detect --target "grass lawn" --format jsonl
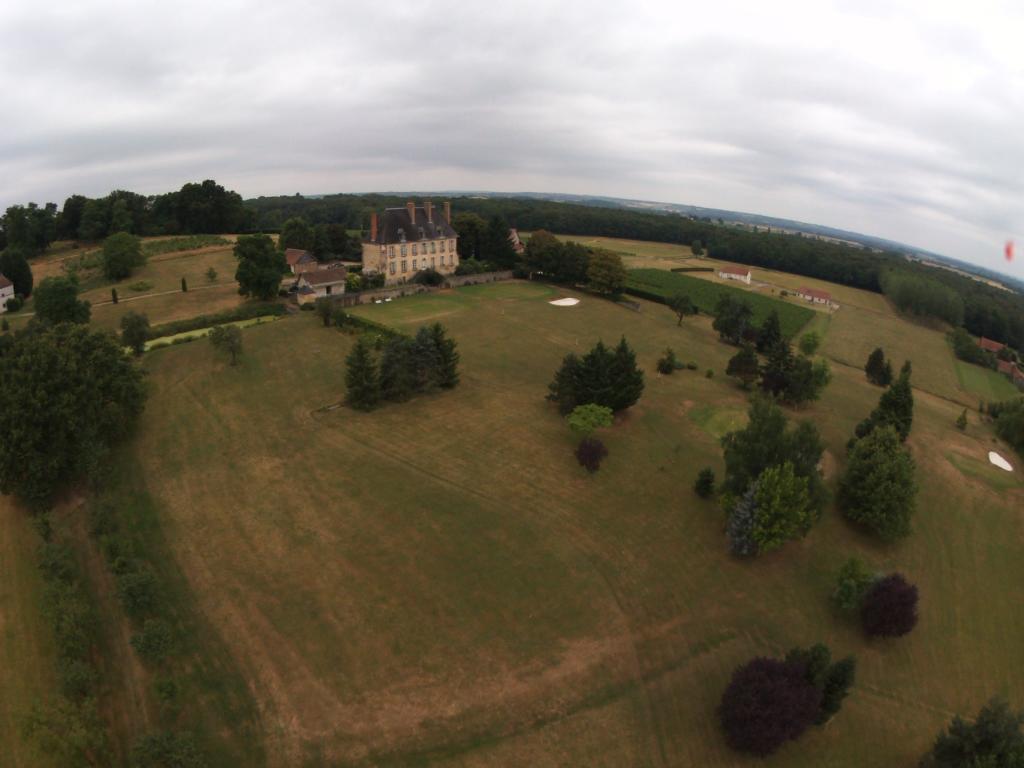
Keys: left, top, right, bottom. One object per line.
{"left": 954, "top": 359, "right": 1021, "bottom": 403}
{"left": 88, "top": 278, "right": 1024, "bottom": 767}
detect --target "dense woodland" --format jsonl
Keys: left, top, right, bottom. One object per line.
{"left": 2, "top": 185, "right": 1023, "bottom": 347}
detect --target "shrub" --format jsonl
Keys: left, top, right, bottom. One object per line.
{"left": 128, "top": 280, "right": 153, "bottom": 292}
{"left": 656, "top": 348, "right": 678, "bottom": 374}
{"left": 411, "top": 267, "right": 445, "bottom": 286}
{"left": 131, "top": 731, "right": 205, "bottom": 768}
{"left": 116, "top": 566, "right": 160, "bottom": 618}
{"left": 299, "top": 302, "right": 315, "bottom": 311}
{"left": 798, "top": 331, "right": 821, "bottom": 356}
{"left": 575, "top": 438, "right": 608, "bottom": 473}
{"left": 705, "top": 369, "right": 714, "bottom": 379}
{"left": 567, "top": 404, "right": 614, "bottom": 437}
{"left": 6, "top": 295, "right": 24, "bottom": 312}
{"left": 131, "top": 618, "right": 175, "bottom": 664}
{"left": 57, "top": 657, "right": 99, "bottom": 700}
{"left": 694, "top": 467, "right": 715, "bottom": 498}
{"left": 921, "top": 698, "right": 1024, "bottom": 768}
{"left": 686, "top": 361, "right": 698, "bottom": 370}
{"left": 861, "top": 573, "right": 918, "bottom": 638}
{"left": 718, "top": 657, "right": 821, "bottom": 756}
{"left": 832, "top": 558, "right": 877, "bottom": 614}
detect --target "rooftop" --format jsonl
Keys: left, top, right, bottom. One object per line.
{"left": 369, "top": 203, "right": 457, "bottom": 245}
{"left": 797, "top": 286, "right": 832, "bottom": 300}
{"left": 978, "top": 336, "right": 1005, "bottom": 353}
{"left": 285, "top": 248, "right": 314, "bottom": 266}
{"left": 719, "top": 266, "right": 751, "bottom": 276}
{"left": 301, "top": 267, "right": 348, "bottom": 286}
{"left": 0, "top": 273, "right": 11, "bottom": 290}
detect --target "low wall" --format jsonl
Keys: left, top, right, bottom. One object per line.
{"left": 314, "top": 272, "right": 515, "bottom": 307}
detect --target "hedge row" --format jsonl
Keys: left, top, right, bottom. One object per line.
{"left": 147, "top": 302, "right": 285, "bottom": 340}
{"left": 670, "top": 267, "right": 715, "bottom": 273}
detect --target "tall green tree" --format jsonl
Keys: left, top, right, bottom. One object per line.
{"left": 749, "top": 462, "right": 813, "bottom": 553}
{"left": 856, "top": 361, "right": 914, "bottom": 441}
{"left": 452, "top": 212, "right": 487, "bottom": 260}
{"left": 864, "top": 347, "right": 893, "bottom": 386}
{"left": 756, "top": 310, "right": 783, "bottom": 353}
{"left": 668, "top": 293, "right": 697, "bottom": 325}
{"left": 33, "top": 277, "right": 91, "bottom": 324}
{"left": 547, "top": 338, "right": 643, "bottom": 414}
{"left": 120, "top": 311, "right": 150, "bottom": 356}
{"left": 2, "top": 202, "right": 57, "bottom": 254}
{"left": 0, "top": 324, "right": 146, "bottom": 507}
{"left": 77, "top": 198, "right": 109, "bottom": 240}
{"left": 234, "top": 234, "right": 286, "bottom": 300}
{"left": 586, "top": 250, "right": 627, "bottom": 296}
{"left": 712, "top": 294, "right": 754, "bottom": 345}
{"left": 921, "top": 698, "right": 1024, "bottom": 768}
{"left": 430, "top": 323, "right": 460, "bottom": 388}
{"left": 208, "top": 325, "right": 243, "bottom": 365}
{"left": 101, "top": 232, "right": 145, "bottom": 280}
{"left": 0, "top": 247, "right": 34, "bottom": 296}
{"left": 726, "top": 344, "right": 760, "bottom": 389}
{"left": 108, "top": 198, "right": 133, "bottom": 234}
{"left": 839, "top": 425, "right": 916, "bottom": 541}
{"left": 345, "top": 336, "right": 380, "bottom": 410}
{"left": 482, "top": 215, "right": 517, "bottom": 268}
{"left": 279, "top": 217, "right": 315, "bottom": 252}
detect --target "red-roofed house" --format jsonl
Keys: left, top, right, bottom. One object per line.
{"left": 796, "top": 286, "right": 839, "bottom": 309}
{"left": 978, "top": 336, "right": 1005, "bottom": 354}
{"left": 0, "top": 273, "right": 13, "bottom": 313}
{"left": 508, "top": 228, "right": 525, "bottom": 255}
{"left": 285, "top": 248, "right": 317, "bottom": 275}
{"left": 717, "top": 266, "right": 752, "bottom": 285}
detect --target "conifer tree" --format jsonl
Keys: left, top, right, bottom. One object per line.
{"left": 609, "top": 337, "right": 645, "bottom": 411}
{"left": 727, "top": 343, "right": 760, "bottom": 389}
{"left": 856, "top": 362, "right": 914, "bottom": 441}
{"left": 839, "top": 425, "right": 916, "bottom": 541}
{"left": 379, "top": 338, "right": 415, "bottom": 402}
{"left": 431, "top": 323, "right": 460, "bottom": 389}
{"left": 345, "top": 336, "right": 380, "bottom": 410}
{"left": 865, "top": 347, "right": 893, "bottom": 386}
{"left": 756, "top": 310, "right": 783, "bottom": 353}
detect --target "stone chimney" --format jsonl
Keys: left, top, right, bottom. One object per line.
{"left": 406, "top": 200, "right": 415, "bottom": 225}
{"left": 370, "top": 212, "right": 378, "bottom": 242}
{"left": 444, "top": 201, "right": 451, "bottom": 224}
{"left": 425, "top": 201, "right": 433, "bottom": 223}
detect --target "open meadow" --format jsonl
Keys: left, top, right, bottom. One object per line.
{"left": 35, "top": 275, "right": 1016, "bottom": 766}
{"left": 3, "top": 233, "right": 1023, "bottom": 766}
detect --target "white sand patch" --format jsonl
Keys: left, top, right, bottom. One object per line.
{"left": 989, "top": 451, "right": 1014, "bottom": 472}
{"left": 549, "top": 298, "right": 580, "bottom": 307}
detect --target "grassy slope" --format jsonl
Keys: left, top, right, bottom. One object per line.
{"left": 117, "top": 278, "right": 1022, "bottom": 766}
{"left": 954, "top": 359, "right": 1021, "bottom": 403}
{"left": 0, "top": 499, "right": 59, "bottom": 768}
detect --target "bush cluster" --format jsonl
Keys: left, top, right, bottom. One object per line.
{"left": 147, "top": 302, "right": 285, "bottom": 340}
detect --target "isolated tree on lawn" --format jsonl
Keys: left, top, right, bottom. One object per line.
{"left": 33, "top": 276, "right": 91, "bottom": 324}
{"left": 120, "top": 311, "right": 150, "bottom": 356}
{"left": 798, "top": 331, "right": 821, "bottom": 356}
{"left": 0, "top": 324, "right": 146, "bottom": 507}
{"left": 831, "top": 558, "right": 877, "bottom": 614}
{"left": 718, "top": 657, "right": 822, "bottom": 756}
{"left": 726, "top": 343, "right": 760, "bottom": 389}
{"left": 345, "top": 336, "right": 380, "bottom": 411}
{"left": 856, "top": 362, "right": 914, "bottom": 441}
{"left": 712, "top": 294, "right": 754, "bottom": 345}
{"left": 547, "top": 338, "right": 643, "bottom": 414}
{"left": 278, "top": 217, "right": 315, "bottom": 252}
{"left": 235, "top": 233, "right": 286, "bottom": 300}
{"left": 208, "top": 324, "right": 243, "bottom": 365}
{"left": 668, "top": 292, "right": 696, "bottom": 325}
{"left": 860, "top": 573, "right": 918, "bottom": 638}
{"left": 101, "top": 232, "right": 145, "bottom": 280}
{"left": 921, "top": 698, "right": 1024, "bottom": 768}
{"left": 865, "top": 347, "right": 893, "bottom": 386}
{"left": 656, "top": 347, "right": 678, "bottom": 374}
{"left": 839, "top": 425, "right": 916, "bottom": 541}
{"left": 586, "top": 250, "right": 628, "bottom": 296}
{"left": 567, "top": 404, "right": 614, "bottom": 437}
{"left": 575, "top": 437, "right": 608, "bottom": 474}
{"left": 756, "top": 310, "right": 783, "bottom": 353}
{"left": 0, "top": 247, "right": 33, "bottom": 296}
{"left": 749, "top": 462, "right": 813, "bottom": 553}
{"left": 694, "top": 467, "right": 715, "bottom": 498}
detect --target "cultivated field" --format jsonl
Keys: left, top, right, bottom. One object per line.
{"left": 70, "top": 277, "right": 1022, "bottom": 766}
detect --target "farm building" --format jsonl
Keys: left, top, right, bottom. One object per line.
{"left": 717, "top": 266, "right": 752, "bottom": 284}
{"left": 997, "top": 359, "right": 1024, "bottom": 388}
{"left": 978, "top": 336, "right": 1005, "bottom": 354}
{"left": 285, "top": 248, "right": 317, "bottom": 275}
{"left": 296, "top": 266, "right": 348, "bottom": 305}
{"left": 796, "top": 286, "right": 839, "bottom": 309}
{"left": 0, "top": 273, "right": 13, "bottom": 312}
{"left": 361, "top": 200, "right": 459, "bottom": 286}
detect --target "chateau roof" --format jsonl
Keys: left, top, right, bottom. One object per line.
{"left": 371, "top": 205, "right": 457, "bottom": 245}
{"left": 301, "top": 267, "right": 348, "bottom": 286}
{"left": 0, "top": 273, "right": 11, "bottom": 290}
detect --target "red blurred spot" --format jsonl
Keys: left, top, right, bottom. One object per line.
{"left": 1006, "top": 240, "right": 1015, "bottom": 262}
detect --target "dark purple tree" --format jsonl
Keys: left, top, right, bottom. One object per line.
{"left": 719, "top": 657, "right": 822, "bottom": 756}
{"left": 861, "top": 573, "right": 919, "bottom": 638}
{"left": 575, "top": 438, "right": 608, "bottom": 474}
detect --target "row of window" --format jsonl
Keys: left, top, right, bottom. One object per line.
{"left": 387, "top": 239, "right": 453, "bottom": 258}
{"left": 388, "top": 254, "right": 455, "bottom": 275}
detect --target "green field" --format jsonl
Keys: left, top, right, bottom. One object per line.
{"left": 4, "top": 237, "right": 1024, "bottom": 766}
{"left": 954, "top": 359, "right": 1021, "bottom": 402}
{"left": 626, "top": 267, "right": 816, "bottom": 338}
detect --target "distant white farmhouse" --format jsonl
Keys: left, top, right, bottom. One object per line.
{"left": 796, "top": 286, "right": 839, "bottom": 309}
{"left": 718, "top": 266, "right": 752, "bottom": 285}
{"left": 297, "top": 266, "right": 348, "bottom": 305}
{"left": 0, "top": 273, "right": 14, "bottom": 313}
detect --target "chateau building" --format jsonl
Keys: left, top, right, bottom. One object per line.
{"left": 0, "top": 274, "right": 13, "bottom": 313}
{"left": 362, "top": 200, "right": 459, "bottom": 285}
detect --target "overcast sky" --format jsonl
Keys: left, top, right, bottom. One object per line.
{"left": 1, "top": 0, "right": 1021, "bottom": 273}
